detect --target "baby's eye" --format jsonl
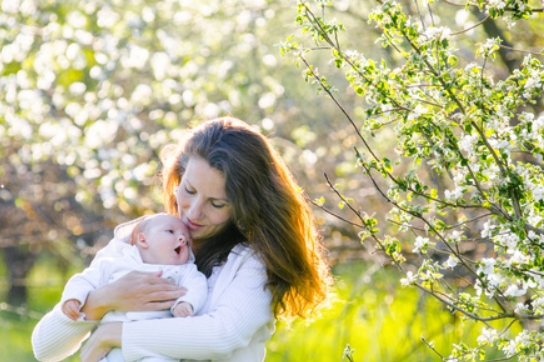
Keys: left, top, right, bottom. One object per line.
{"left": 167, "top": 230, "right": 174, "bottom": 234}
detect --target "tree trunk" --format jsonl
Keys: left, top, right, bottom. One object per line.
{"left": 4, "top": 245, "right": 36, "bottom": 306}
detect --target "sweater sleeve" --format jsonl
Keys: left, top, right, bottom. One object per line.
{"left": 60, "top": 255, "right": 114, "bottom": 307}
{"left": 122, "top": 252, "right": 273, "bottom": 361}
{"left": 31, "top": 304, "right": 98, "bottom": 362}
{"left": 31, "top": 237, "right": 123, "bottom": 361}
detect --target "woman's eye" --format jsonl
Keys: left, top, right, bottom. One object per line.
{"left": 185, "top": 187, "right": 196, "bottom": 195}
{"left": 211, "top": 202, "right": 226, "bottom": 209}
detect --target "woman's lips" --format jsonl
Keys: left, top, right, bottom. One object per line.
{"left": 185, "top": 219, "right": 202, "bottom": 230}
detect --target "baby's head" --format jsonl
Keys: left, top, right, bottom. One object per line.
{"left": 132, "top": 214, "right": 191, "bottom": 265}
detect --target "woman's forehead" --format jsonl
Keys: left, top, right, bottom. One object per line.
{"left": 183, "top": 156, "right": 228, "bottom": 200}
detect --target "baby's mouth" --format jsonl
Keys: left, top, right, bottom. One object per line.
{"left": 174, "top": 246, "right": 182, "bottom": 255}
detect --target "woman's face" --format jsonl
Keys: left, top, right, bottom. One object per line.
{"left": 175, "top": 155, "right": 233, "bottom": 243}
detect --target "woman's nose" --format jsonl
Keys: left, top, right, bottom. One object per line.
{"left": 186, "top": 200, "right": 204, "bottom": 220}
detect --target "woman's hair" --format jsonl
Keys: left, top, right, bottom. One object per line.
{"left": 161, "top": 116, "right": 331, "bottom": 319}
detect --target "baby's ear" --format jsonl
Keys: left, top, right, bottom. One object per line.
{"left": 135, "top": 233, "right": 149, "bottom": 249}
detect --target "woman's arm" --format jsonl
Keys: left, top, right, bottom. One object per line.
{"left": 32, "top": 271, "right": 186, "bottom": 361}
{"left": 80, "top": 322, "right": 122, "bottom": 362}
{"left": 32, "top": 304, "right": 98, "bottom": 362}
{"left": 32, "top": 242, "right": 119, "bottom": 362}
{"left": 81, "top": 270, "right": 185, "bottom": 320}
{"left": 121, "top": 252, "right": 273, "bottom": 361}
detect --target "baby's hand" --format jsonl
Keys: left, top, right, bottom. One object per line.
{"left": 172, "top": 302, "right": 194, "bottom": 317}
{"left": 62, "top": 299, "right": 82, "bottom": 321}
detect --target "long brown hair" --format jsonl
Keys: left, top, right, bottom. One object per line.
{"left": 161, "top": 117, "right": 331, "bottom": 319}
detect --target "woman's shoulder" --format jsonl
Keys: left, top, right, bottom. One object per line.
{"left": 229, "top": 243, "right": 253, "bottom": 258}
{"left": 227, "top": 243, "right": 264, "bottom": 268}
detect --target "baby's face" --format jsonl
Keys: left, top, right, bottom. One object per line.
{"left": 141, "top": 215, "right": 191, "bottom": 265}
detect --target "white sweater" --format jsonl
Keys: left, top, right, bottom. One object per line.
{"left": 32, "top": 216, "right": 275, "bottom": 362}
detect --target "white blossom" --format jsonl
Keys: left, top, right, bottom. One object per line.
{"left": 494, "top": 232, "right": 519, "bottom": 251}
{"left": 475, "top": 270, "right": 502, "bottom": 298}
{"left": 502, "top": 340, "right": 517, "bottom": 356}
{"left": 413, "top": 236, "right": 430, "bottom": 254}
{"left": 422, "top": 26, "right": 451, "bottom": 41}
{"left": 531, "top": 272, "right": 544, "bottom": 289}
{"left": 532, "top": 297, "right": 544, "bottom": 314}
{"left": 444, "top": 187, "right": 463, "bottom": 202}
{"left": 533, "top": 114, "right": 544, "bottom": 132}
{"left": 514, "top": 331, "right": 531, "bottom": 347}
{"left": 446, "top": 230, "right": 462, "bottom": 244}
{"left": 407, "top": 104, "right": 428, "bottom": 121}
{"left": 488, "top": 0, "right": 507, "bottom": 9}
{"left": 515, "top": 302, "right": 530, "bottom": 314}
{"left": 533, "top": 185, "right": 544, "bottom": 202}
{"left": 506, "top": 251, "right": 529, "bottom": 266}
{"left": 453, "top": 168, "right": 468, "bottom": 184}
{"left": 524, "top": 74, "right": 541, "bottom": 91}
{"left": 481, "top": 222, "right": 494, "bottom": 238}
{"left": 459, "top": 133, "right": 479, "bottom": 154}
{"left": 488, "top": 138, "right": 511, "bottom": 154}
{"left": 523, "top": 279, "right": 536, "bottom": 290}
{"left": 400, "top": 271, "right": 417, "bottom": 286}
{"left": 504, "top": 284, "right": 526, "bottom": 297}
{"left": 487, "top": 272, "right": 503, "bottom": 289}
{"left": 527, "top": 213, "right": 544, "bottom": 230}
{"left": 444, "top": 256, "right": 459, "bottom": 269}
{"left": 482, "top": 163, "right": 500, "bottom": 181}
{"left": 478, "top": 38, "right": 501, "bottom": 58}
{"left": 477, "top": 328, "right": 498, "bottom": 345}
{"left": 478, "top": 258, "right": 496, "bottom": 275}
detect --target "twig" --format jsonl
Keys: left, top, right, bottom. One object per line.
{"left": 414, "top": 283, "right": 513, "bottom": 322}
{"left": 420, "top": 337, "right": 445, "bottom": 359}
{"left": 499, "top": 44, "right": 544, "bottom": 56}
{"left": 307, "top": 196, "right": 364, "bottom": 228}
{"left": 450, "top": 15, "right": 490, "bottom": 36}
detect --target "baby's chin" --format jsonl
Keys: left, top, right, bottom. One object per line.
{"left": 172, "top": 253, "right": 190, "bottom": 265}
{"left": 147, "top": 255, "right": 189, "bottom": 265}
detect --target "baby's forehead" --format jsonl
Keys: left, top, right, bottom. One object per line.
{"left": 154, "top": 215, "right": 180, "bottom": 225}
{"left": 152, "top": 215, "right": 187, "bottom": 230}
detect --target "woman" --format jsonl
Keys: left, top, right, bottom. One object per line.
{"left": 32, "top": 117, "right": 331, "bottom": 361}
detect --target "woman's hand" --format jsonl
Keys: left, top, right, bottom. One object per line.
{"left": 81, "top": 270, "right": 187, "bottom": 320}
{"left": 80, "top": 322, "right": 122, "bottom": 362}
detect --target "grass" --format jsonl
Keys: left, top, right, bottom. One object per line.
{"left": 0, "top": 256, "right": 513, "bottom": 361}
{"left": 267, "top": 262, "right": 513, "bottom": 361}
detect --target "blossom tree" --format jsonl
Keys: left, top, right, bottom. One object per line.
{"left": 0, "top": 0, "right": 335, "bottom": 306}
{"left": 283, "top": 0, "right": 544, "bottom": 360}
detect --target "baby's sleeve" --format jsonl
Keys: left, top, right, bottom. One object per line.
{"left": 60, "top": 255, "right": 114, "bottom": 308}
{"left": 171, "top": 264, "right": 208, "bottom": 315}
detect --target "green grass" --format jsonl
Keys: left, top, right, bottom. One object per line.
{"left": 0, "top": 252, "right": 81, "bottom": 362}
{"left": 0, "top": 257, "right": 513, "bottom": 361}
{"left": 267, "top": 261, "right": 515, "bottom": 362}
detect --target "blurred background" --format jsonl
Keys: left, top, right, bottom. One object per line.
{"left": 1, "top": 0, "right": 542, "bottom": 360}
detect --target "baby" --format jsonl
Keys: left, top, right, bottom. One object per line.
{"left": 60, "top": 213, "right": 207, "bottom": 361}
